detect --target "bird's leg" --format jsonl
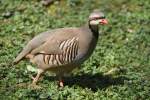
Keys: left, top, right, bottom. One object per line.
{"left": 31, "top": 69, "right": 44, "bottom": 85}
{"left": 28, "top": 69, "right": 44, "bottom": 89}
{"left": 57, "top": 74, "right": 64, "bottom": 87}
{"left": 59, "top": 77, "right": 64, "bottom": 87}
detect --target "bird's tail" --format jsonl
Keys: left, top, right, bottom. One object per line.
{"left": 13, "top": 46, "right": 32, "bottom": 64}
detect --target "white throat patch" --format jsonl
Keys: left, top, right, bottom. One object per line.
{"left": 90, "top": 19, "right": 100, "bottom": 25}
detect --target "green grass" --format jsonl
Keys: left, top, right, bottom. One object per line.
{"left": 0, "top": 0, "right": 150, "bottom": 99}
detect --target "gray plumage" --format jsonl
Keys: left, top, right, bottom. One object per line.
{"left": 13, "top": 10, "right": 108, "bottom": 87}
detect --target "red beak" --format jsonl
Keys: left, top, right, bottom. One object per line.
{"left": 100, "top": 19, "right": 108, "bottom": 25}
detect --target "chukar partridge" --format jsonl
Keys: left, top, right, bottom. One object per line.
{"left": 13, "top": 10, "right": 108, "bottom": 87}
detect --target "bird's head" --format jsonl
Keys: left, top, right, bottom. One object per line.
{"left": 89, "top": 10, "right": 108, "bottom": 26}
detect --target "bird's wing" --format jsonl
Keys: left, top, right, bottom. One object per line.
{"left": 13, "top": 31, "right": 52, "bottom": 64}
{"left": 30, "top": 32, "right": 78, "bottom": 55}
{"left": 29, "top": 28, "right": 79, "bottom": 55}
{"left": 30, "top": 37, "right": 63, "bottom": 55}
{"left": 40, "top": 37, "right": 79, "bottom": 66}
{"left": 13, "top": 28, "right": 79, "bottom": 64}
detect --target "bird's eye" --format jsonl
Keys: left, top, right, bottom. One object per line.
{"left": 92, "top": 17, "right": 100, "bottom": 20}
{"left": 90, "top": 16, "right": 106, "bottom": 21}
{"left": 100, "top": 16, "right": 105, "bottom": 19}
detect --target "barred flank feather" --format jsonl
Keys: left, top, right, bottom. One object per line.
{"left": 43, "top": 37, "right": 79, "bottom": 66}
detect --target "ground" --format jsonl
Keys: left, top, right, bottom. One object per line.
{"left": 0, "top": 0, "right": 150, "bottom": 99}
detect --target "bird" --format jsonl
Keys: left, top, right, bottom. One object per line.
{"left": 13, "top": 10, "right": 108, "bottom": 87}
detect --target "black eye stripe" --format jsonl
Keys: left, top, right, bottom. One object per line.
{"left": 90, "top": 16, "right": 105, "bottom": 20}
{"left": 100, "top": 16, "right": 105, "bottom": 19}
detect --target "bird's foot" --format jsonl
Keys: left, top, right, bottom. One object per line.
{"left": 59, "top": 80, "right": 64, "bottom": 87}
{"left": 30, "top": 75, "right": 43, "bottom": 82}
{"left": 28, "top": 76, "right": 41, "bottom": 89}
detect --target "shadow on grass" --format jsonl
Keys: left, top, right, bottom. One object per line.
{"left": 44, "top": 73, "right": 128, "bottom": 91}
{"left": 64, "top": 73, "right": 128, "bottom": 91}
{"left": 13, "top": 73, "right": 128, "bottom": 91}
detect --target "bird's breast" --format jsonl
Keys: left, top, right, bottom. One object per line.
{"left": 75, "top": 34, "right": 98, "bottom": 64}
